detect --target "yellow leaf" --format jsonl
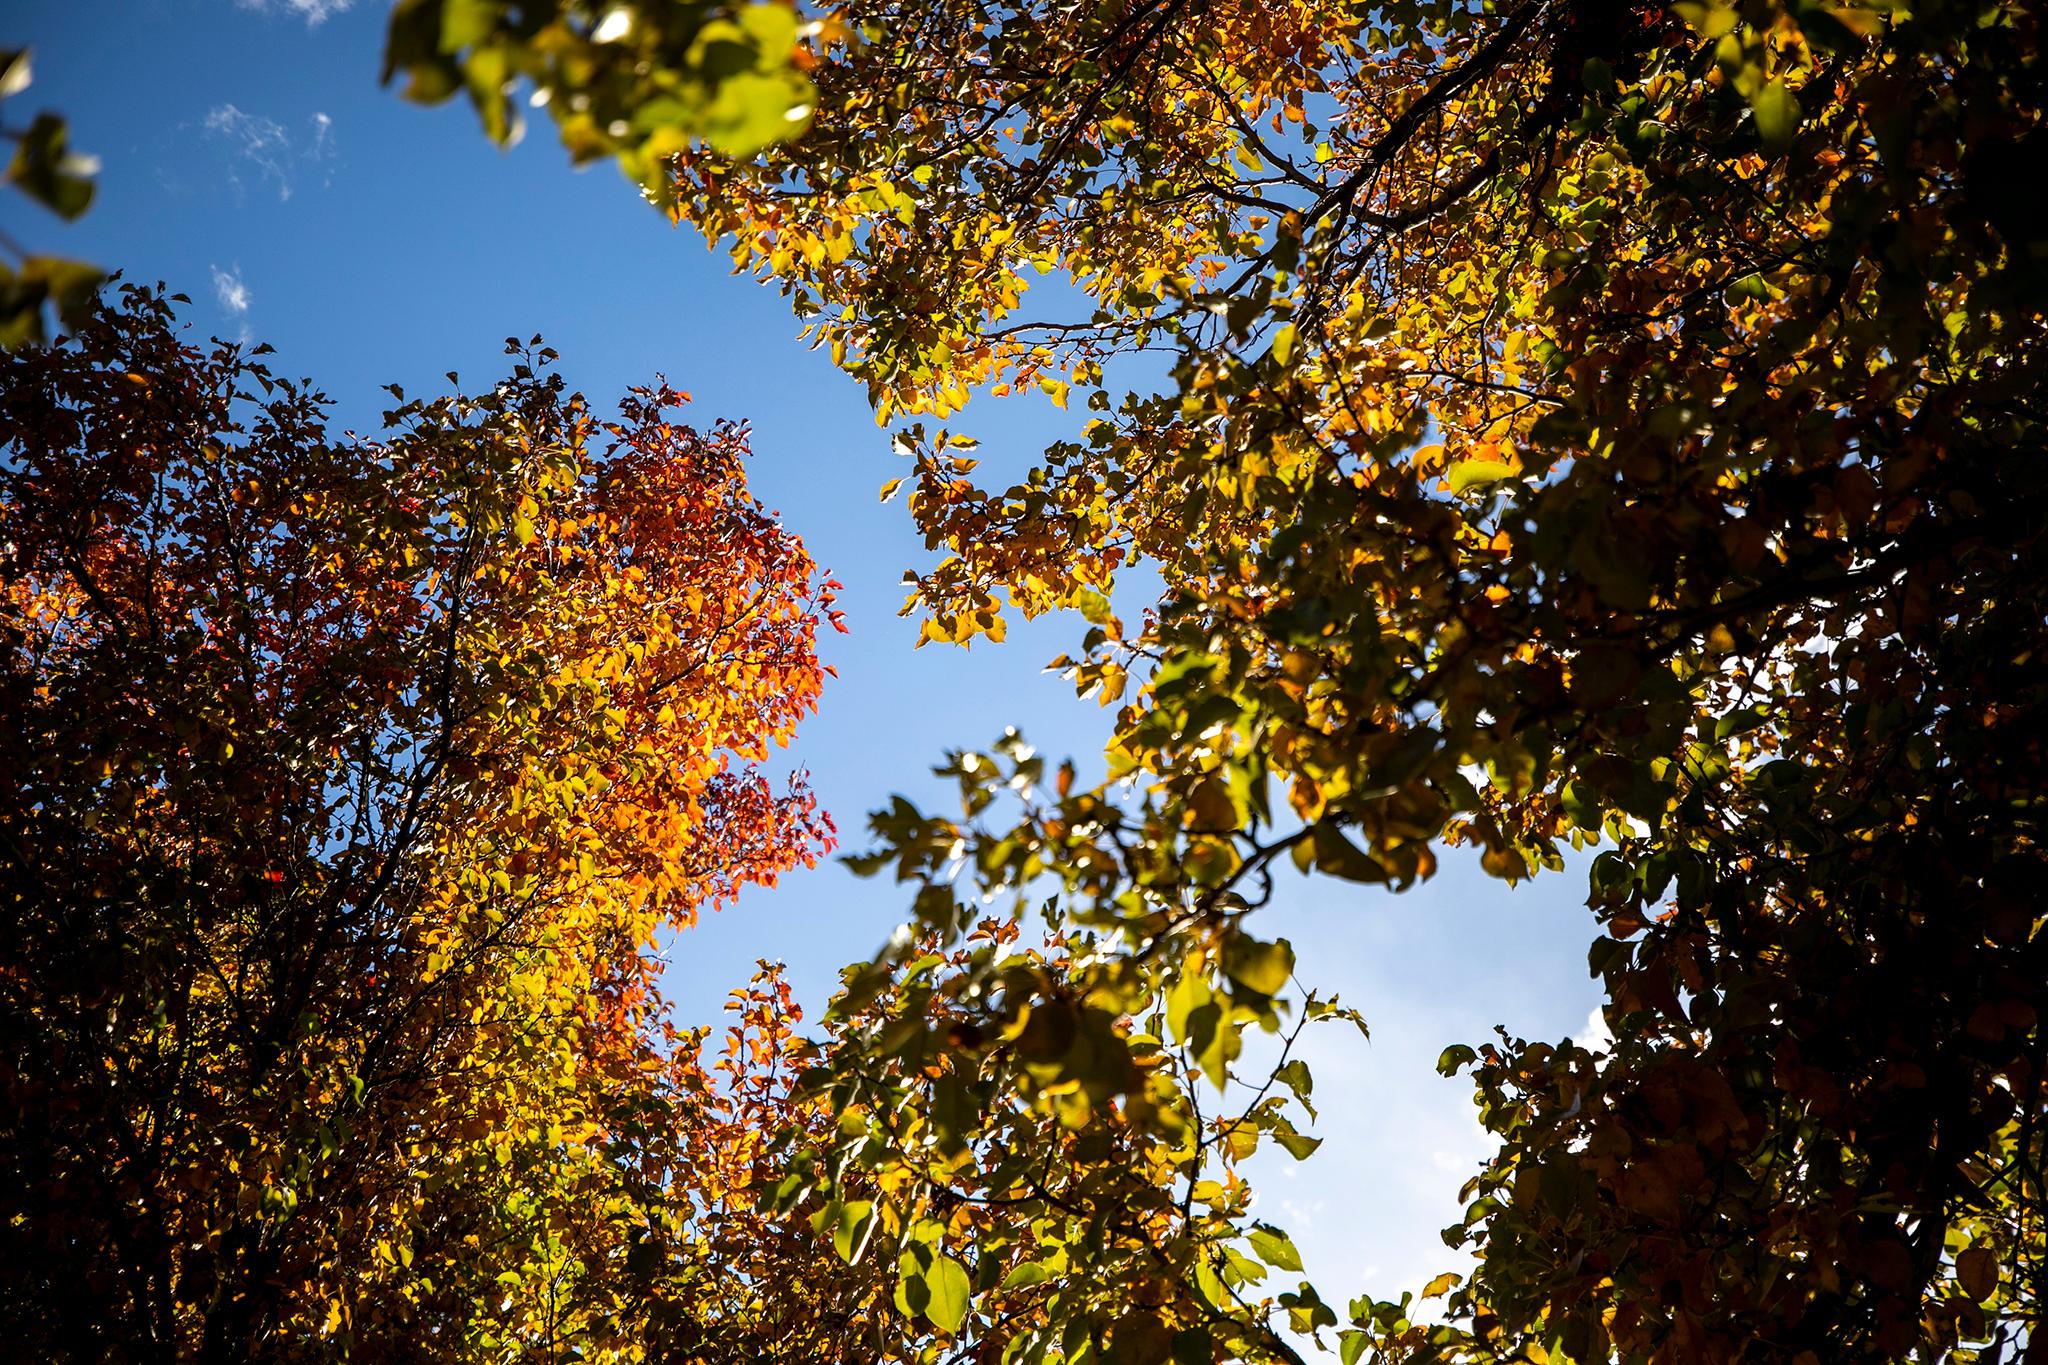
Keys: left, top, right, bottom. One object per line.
{"left": 1421, "top": 1271, "right": 1461, "bottom": 1299}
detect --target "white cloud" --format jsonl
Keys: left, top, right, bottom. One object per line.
{"left": 203, "top": 104, "right": 334, "bottom": 201}
{"left": 211, "top": 265, "right": 251, "bottom": 315}
{"left": 211, "top": 266, "right": 252, "bottom": 341}
{"left": 204, "top": 104, "right": 292, "bottom": 199}
{"left": 234, "top": 0, "right": 356, "bottom": 25}
{"left": 1278, "top": 1195, "right": 1327, "bottom": 1232}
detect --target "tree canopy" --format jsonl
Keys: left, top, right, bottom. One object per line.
{"left": 385, "top": 0, "right": 2048, "bottom": 1358}
{"left": 2, "top": 0, "right": 2043, "bottom": 1359}
{"left": 0, "top": 286, "right": 842, "bottom": 1360}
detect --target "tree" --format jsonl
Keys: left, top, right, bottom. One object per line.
{"left": 401, "top": 0, "right": 2048, "bottom": 1359}
{"left": 0, "top": 285, "right": 843, "bottom": 1360}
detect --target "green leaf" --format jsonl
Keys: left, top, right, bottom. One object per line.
{"left": 385, "top": 0, "right": 814, "bottom": 170}
{"left": 924, "top": 1251, "right": 973, "bottom": 1333}
{"left": 1193, "top": 1253, "right": 1229, "bottom": 1307}
{"left": 702, "top": 69, "right": 812, "bottom": 157}
{"left": 1001, "top": 1260, "right": 1053, "bottom": 1290}
{"left": 1714, "top": 705, "right": 1770, "bottom": 741}
{"left": 1557, "top": 779, "right": 1598, "bottom": 832}
{"left": 735, "top": 2, "right": 800, "bottom": 63}
{"left": 0, "top": 255, "right": 105, "bottom": 349}
{"left": 831, "top": 1200, "right": 875, "bottom": 1263}
{"left": 1311, "top": 823, "right": 1386, "bottom": 883}
{"left": 1248, "top": 1224, "right": 1304, "bottom": 1273}
{"left": 894, "top": 1253, "right": 928, "bottom": 1318}
{"left": 8, "top": 112, "right": 96, "bottom": 221}
{"left": 32, "top": 256, "right": 104, "bottom": 331}
{"left": 1283, "top": 1282, "right": 1340, "bottom": 1332}
{"left": 1275, "top": 1057, "right": 1316, "bottom": 1117}
{"left": 1751, "top": 78, "right": 1801, "bottom": 153}
{"left": 1271, "top": 1122, "right": 1322, "bottom": 1160}
{"left": 437, "top": 0, "right": 501, "bottom": 50}
{"left": 1222, "top": 1244, "right": 1268, "bottom": 1285}
{"left": 1223, "top": 935, "right": 1294, "bottom": 997}
{"left": 1190, "top": 1001, "right": 1233, "bottom": 1089}
{"left": 1165, "top": 961, "right": 1211, "bottom": 1044}
{"left": 1339, "top": 1329, "right": 1370, "bottom": 1365}
{"left": 1672, "top": 1, "right": 1739, "bottom": 37}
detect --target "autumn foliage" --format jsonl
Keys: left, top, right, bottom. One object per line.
{"left": 6, "top": 0, "right": 2047, "bottom": 1357}
{"left": 0, "top": 286, "right": 840, "bottom": 1360}
{"left": 629, "top": 0, "right": 2048, "bottom": 1359}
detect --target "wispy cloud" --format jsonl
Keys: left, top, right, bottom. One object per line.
{"left": 203, "top": 104, "right": 334, "bottom": 201}
{"left": 234, "top": 0, "right": 355, "bottom": 25}
{"left": 212, "top": 265, "right": 253, "bottom": 340}
{"left": 1277, "top": 1195, "right": 1327, "bottom": 1232}
{"left": 212, "top": 265, "right": 251, "bottom": 316}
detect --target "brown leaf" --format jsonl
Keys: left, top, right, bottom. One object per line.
{"left": 1956, "top": 1246, "right": 1999, "bottom": 1303}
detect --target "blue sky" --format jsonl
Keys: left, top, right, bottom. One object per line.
{"left": 10, "top": 0, "right": 1605, "bottom": 1312}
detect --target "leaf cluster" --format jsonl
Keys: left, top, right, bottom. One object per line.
{"left": 0, "top": 47, "right": 103, "bottom": 348}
